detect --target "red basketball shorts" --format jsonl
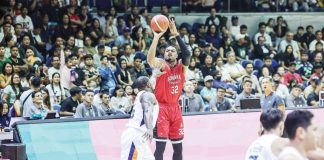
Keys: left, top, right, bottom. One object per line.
{"left": 154, "top": 102, "right": 184, "bottom": 143}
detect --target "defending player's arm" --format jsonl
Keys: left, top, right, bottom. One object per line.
{"left": 141, "top": 92, "right": 157, "bottom": 142}
{"left": 147, "top": 28, "right": 167, "bottom": 69}
{"left": 169, "top": 18, "right": 191, "bottom": 68}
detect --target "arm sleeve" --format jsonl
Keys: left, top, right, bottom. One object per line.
{"left": 175, "top": 36, "right": 191, "bottom": 66}
{"left": 74, "top": 105, "right": 83, "bottom": 118}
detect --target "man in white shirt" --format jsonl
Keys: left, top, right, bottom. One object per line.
{"left": 48, "top": 55, "right": 60, "bottom": 81}
{"left": 230, "top": 16, "right": 240, "bottom": 38}
{"left": 309, "top": 30, "right": 324, "bottom": 52}
{"left": 254, "top": 22, "right": 273, "bottom": 47}
{"left": 245, "top": 108, "right": 285, "bottom": 160}
{"left": 279, "top": 32, "right": 300, "bottom": 60}
{"left": 223, "top": 51, "right": 245, "bottom": 81}
{"left": 15, "top": 6, "right": 34, "bottom": 32}
{"left": 279, "top": 110, "right": 317, "bottom": 160}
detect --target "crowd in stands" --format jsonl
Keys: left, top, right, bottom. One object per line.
{"left": 0, "top": 0, "right": 323, "bottom": 125}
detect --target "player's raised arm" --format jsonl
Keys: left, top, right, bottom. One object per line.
{"left": 169, "top": 18, "right": 191, "bottom": 67}
{"left": 141, "top": 92, "right": 157, "bottom": 142}
{"left": 147, "top": 29, "right": 166, "bottom": 68}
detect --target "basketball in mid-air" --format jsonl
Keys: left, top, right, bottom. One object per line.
{"left": 150, "top": 15, "right": 169, "bottom": 33}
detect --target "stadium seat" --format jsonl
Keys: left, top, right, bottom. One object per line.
{"left": 272, "top": 59, "right": 279, "bottom": 68}
{"left": 253, "top": 59, "right": 264, "bottom": 70}
{"left": 241, "top": 60, "right": 250, "bottom": 68}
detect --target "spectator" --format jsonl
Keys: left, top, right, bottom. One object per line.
{"left": 67, "top": 5, "right": 84, "bottom": 33}
{"left": 161, "top": 4, "right": 170, "bottom": 17}
{"left": 117, "top": 59, "right": 133, "bottom": 87}
{"left": 9, "top": 46, "right": 28, "bottom": 75}
{"left": 285, "top": 84, "right": 307, "bottom": 108}
{"left": 275, "top": 67, "right": 286, "bottom": 84}
{"left": 200, "top": 41, "right": 217, "bottom": 59}
{"left": 254, "top": 36, "right": 276, "bottom": 60}
{"left": 0, "top": 102, "right": 10, "bottom": 128}
{"left": 309, "top": 30, "right": 324, "bottom": 52}
{"left": 297, "top": 51, "right": 313, "bottom": 81}
{"left": 310, "top": 42, "right": 324, "bottom": 62}
{"left": 26, "top": 90, "right": 49, "bottom": 119}
{"left": 205, "top": 24, "right": 221, "bottom": 50}
{"left": 25, "top": 48, "right": 41, "bottom": 66}
{"left": 93, "top": 44, "right": 105, "bottom": 68}
{"left": 215, "top": 56, "right": 232, "bottom": 82}
{"left": 283, "top": 62, "right": 303, "bottom": 85}
{"left": 180, "top": 81, "right": 205, "bottom": 112}
{"left": 223, "top": 51, "right": 245, "bottom": 81}
{"left": 60, "top": 86, "right": 82, "bottom": 116}
{"left": 235, "top": 79, "right": 256, "bottom": 108}
{"left": 120, "top": 44, "right": 135, "bottom": 67}
{"left": 46, "top": 73, "right": 66, "bottom": 108}
{"left": 307, "top": 81, "right": 323, "bottom": 106}
{"left": 200, "top": 54, "right": 216, "bottom": 78}
{"left": 240, "top": 62, "right": 262, "bottom": 95}
{"left": 273, "top": 76, "right": 290, "bottom": 99}
{"left": 98, "top": 91, "right": 115, "bottom": 115}
{"left": 104, "top": 14, "right": 119, "bottom": 44}
{"left": 205, "top": 8, "right": 221, "bottom": 31}
{"left": 301, "top": 25, "right": 315, "bottom": 50}
{"left": 191, "top": 47, "right": 203, "bottom": 67}
{"left": 2, "top": 73, "right": 22, "bottom": 106}
{"left": 230, "top": 16, "right": 240, "bottom": 37}
{"left": 21, "top": 76, "right": 41, "bottom": 117}
{"left": 232, "top": 34, "right": 249, "bottom": 60}
{"left": 254, "top": 22, "right": 273, "bottom": 47}
{"left": 129, "top": 55, "right": 147, "bottom": 82}
{"left": 15, "top": 6, "right": 34, "bottom": 32}
{"left": 40, "top": 87, "right": 51, "bottom": 110}
{"left": 84, "top": 36, "right": 97, "bottom": 55}
{"left": 44, "top": 0, "right": 61, "bottom": 24}
{"left": 74, "top": 89, "right": 106, "bottom": 118}
{"left": 312, "top": 52, "right": 324, "bottom": 66}
{"left": 200, "top": 75, "right": 217, "bottom": 105}
{"left": 55, "top": 14, "right": 73, "bottom": 41}
{"left": 293, "top": 0, "right": 310, "bottom": 11}
{"left": 179, "top": 25, "right": 189, "bottom": 44}
{"left": 304, "top": 76, "right": 320, "bottom": 99}
{"left": 293, "top": 26, "right": 305, "bottom": 50}
{"left": 47, "top": 55, "right": 60, "bottom": 81}
{"left": 75, "top": 30, "right": 84, "bottom": 47}
{"left": 124, "top": 85, "right": 135, "bottom": 103}
{"left": 186, "top": 58, "right": 202, "bottom": 82}
{"left": 109, "top": 85, "right": 132, "bottom": 113}
{"left": 0, "top": 45, "right": 10, "bottom": 74}
{"left": 210, "top": 86, "right": 233, "bottom": 112}
{"left": 260, "top": 77, "right": 285, "bottom": 112}
{"left": 82, "top": 54, "right": 100, "bottom": 90}
{"left": 265, "top": 18, "right": 275, "bottom": 37}
{"left": 0, "top": 62, "right": 14, "bottom": 88}
{"left": 309, "top": 63, "right": 323, "bottom": 80}
{"left": 187, "top": 34, "right": 199, "bottom": 53}
{"left": 89, "top": 18, "right": 104, "bottom": 43}
{"left": 196, "top": 24, "right": 207, "bottom": 45}
{"left": 275, "top": 45, "right": 296, "bottom": 69}
{"left": 115, "top": 27, "right": 133, "bottom": 49}
{"left": 274, "top": 16, "right": 289, "bottom": 45}
{"left": 261, "top": 56, "right": 276, "bottom": 75}
{"left": 65, "top": 35, "right": 76, "bottom": 51}
{"left": 18, "top": 35, "right": 43, "bottom": 61}
{"left": 278, "top": 32, "right": 300, "bottom": 60}
{"left": 98, "top": 56, "right": 118, "bottom": 95}
{"left": 219, "top": 37, "right": 234, "bottom": 61}
{"left": 189, "top": 78, "right": 202, "bottom": 94}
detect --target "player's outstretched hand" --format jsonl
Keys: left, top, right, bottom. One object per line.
{"left": 142, "top": 129, "right": 153, "bottom": 143}
{"left": 169, "top": 18, "right": 179, "bottom": 36}
{"left": 152, "top": 29, "right": 166, "bottom": 39}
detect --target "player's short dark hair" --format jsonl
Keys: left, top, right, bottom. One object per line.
{"left": 285, "top": 110, "right": 314, "bottom": 140}
{"left": 70, "top": 87, "right": 82, "bottom": 96}
{"left": 135, "top": 76, "right": 149, "bottom": 90}
{"left": 260, "top": 109, "right": 284, "bottom": 131}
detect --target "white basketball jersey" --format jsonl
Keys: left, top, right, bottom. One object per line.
{"left": 127, "top": 91, "right": 159, "bottom": 132}
{"left": 245, "top": 134, "right": 278, "bottom": 160}
{"left": 278, "top": 146, "right": 308, "bottom": 160}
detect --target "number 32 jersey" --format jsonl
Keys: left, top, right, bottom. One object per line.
{"left": 154, "top": 62, "right": 185, "bottom": 104}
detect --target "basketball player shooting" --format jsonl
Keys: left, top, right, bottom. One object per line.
{"left": 147, "top": 17, "right": 191, "bottom": 160}
{"left": 120, "top": 76, "right": 159, "bottom": 160}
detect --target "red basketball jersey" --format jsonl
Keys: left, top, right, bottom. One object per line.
{"left": 154, "top": 62, "right": 185, "bottom": 104}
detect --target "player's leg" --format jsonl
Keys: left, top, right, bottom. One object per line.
{"left": 132, "top": 132, "right": 155, "bottom": 160}
{"left": 154, "top": 103, "right": 169, "bottom": 160}
{"left": 169, "top": 105, "right": 184, "bottom": 160}
{"left": 120, "top": 129, "right": 133, "bottom": 160}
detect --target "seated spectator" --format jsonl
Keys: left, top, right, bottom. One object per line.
{"left": 129, "top": 55, "right": 147, "bottom": 82}
{"left": 0, "top": 45, "right": 10, "bottom": 71}
{"left": 285, "top": 84, "right": 307, "bottom": 108}
{"left": 200, "top": 76, "right": 217, "bottom": 105}
{"left": 293, "top": 0, "right": 310, "bottom": 11}
{"left": 26, "top": 90, "right": 49, "bottom": 119}
{"left": 307, "top": 81, "right": 323, "bottom": 106}
{"left": 131, "top": 26, "right": 146, "bottom": 52}
{"left": 304, "top": 76, "right": 320, "bottom": 99}
{"left": 205, "top": 24, "right": 221, "bottom": 50}
{"left": 265, "top": 18, "right": 275, "bottom": 37}
{"left": 301, "top": 25, "right": 315, "bottom": 50}
{"left": 293, "top": 26, "right": 305, "bottom": 50}
{"left": 195, "top": 24, "right": 207, "bottom": 45}
{"left": 223, "top": 51, "right": 245, "bottom": 81}
{"left": 25, "top": 48, "right": 41, "bottom": 66}
{"left": 124, "top": 85, "right": 135, "bottom": 103}
{"left": 186, "top": 58, "right": 202, "bottom": 82}
{"left": 239, "top": 62, "right": 262, "bottom": 95}
{"left": 179, "top": 25, "right": 189, "bottom": 44}
{"left": 104, "top": 14, "right": 119, "bottom": 44}
{"left": 9, "top": 46, "right": 28, "bottom": 75}
{"left": 2, "top": 73, "right": 22, "bottom": 106}
{"left": 84, "top": 36, "right": 97, "bottom": 55}
{"left": 309, "top": 30, "right": 324, "bottom": 52}
{"left": 312, "top": 52, "right": 324, "bottom": 67}
{"left": 260, "top": 56, "right": 276, "bottom": 75}
{"left": 46, "top": 73, "right": 66, "bottom": 109}
{"left": 212, "top": 70, "right": 237, "bottom": 98}
{"left": 204, "top": 8, "right": 221, "bottom": 31}
{"left": 120, "top": 44, "right": 135, "bottom": 67}
{"left": 273, "top": 76, "right": 290, "bottom": 99}
{"left": 115, "top": 27, "right": 133, "bottom": 50}
{"left": 98, "top": 56, "right": 118, "bottom": 95}
{"left": 98, "top": 91, "right": 116, "bottom": 115}
{"left": 310, "top": 42, "right": 324, "bottom": 62}
{"left": 189, "top": 78, "right": 203, "bottom": 94}
{"left": 260, "top": 77, "right": 285, "bottom": 112}
{"left": 235, "top": 80, "right": 256, "bottom": 108}
{"left": 75, "top": 30, "right": 84, "bottom": 48}
{"left": 116, "top": 59, "right": 133, "bottom": 87}
{"left": 179, "top": 81, "right": 205, "bottom": 112}
{"left": 0, "top": 62, "right": 14, "bottom": 89}
{"left": 191, "top": 47, "right": 203, "bottom": 67}
{"left": 200, "top": 41, "right": 218, "bottom": 59}
{"left": 283, "top": 62, "right": 303, "bottom": 85}
{"left": 278, "top": 32, "right": 300, "bottom": 60}
{"left": 256, "top": 0, "right": 275, "bottom": 12}
{"left": 60, "top": 87, "right": 82, "bottom": 116}
{"left": 230, "top": 16, "right": 240, "bottom": 37}
{"left": 210, "top": 86, "right": 233, "bottom": 112}
{"left": 232, "top": 34, "right": 249, "bottom": 61}
{"left": 89, "top": 18, "right": 104, "bottom": 43}
{"left": 254, "top": 36, "right": 275, "bottom": 60}
{"left": 109, "top": 85, "right": 132, "bottom": 113}
{"left": 215, "top": 56, "right": 232, "bottom": 82}
{"left": 65, "top": 35, "right": 77, "bottom": 51}
{"left": 20, "top": 76, "right": 42, "bottom": 117}
{"left": 187, "top": 34, "right": 199, "bottom": 53}
{"left": 219, "top": 37, "right": 234, "bottom": 61}
{"left": 200, "top": 54, "right": 216, "bottom": 78}
{"left": 296, "top": 51, "right": 313, "bottom": 81}
{"left": 254, "top": 22, "right": 273, "bottom": 48}
{"left": 0, "top": 102, "right": 10, "bottom": 128}
{"left": 47, "top": 55, "right": 60, "bottom": 81}
{"left": 309, "top": 63, "right": 323, "bottom": 81}
{"left": 74, "top": 90, "right": 106, "bottom": 118}
{"left": 18, "top": 35, "right": 43, "bottom": 61}
{"left": 275, "top": 45, "right": 296, "bottom": 69}
{"left": 82, "top": 54, "right": 100, "bottom": 90}
{"left": 274, "top": 16, "right": 288, "bottom": 45}
{"left": 40, "top": 87, "right": 51, "bottom": 111}
{"left": 15, "top": 6, "right": 34, "bottom": 32}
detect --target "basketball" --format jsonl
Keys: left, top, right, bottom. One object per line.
{"left": 150, "top": 15, "right": 169, "bottom": 33}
